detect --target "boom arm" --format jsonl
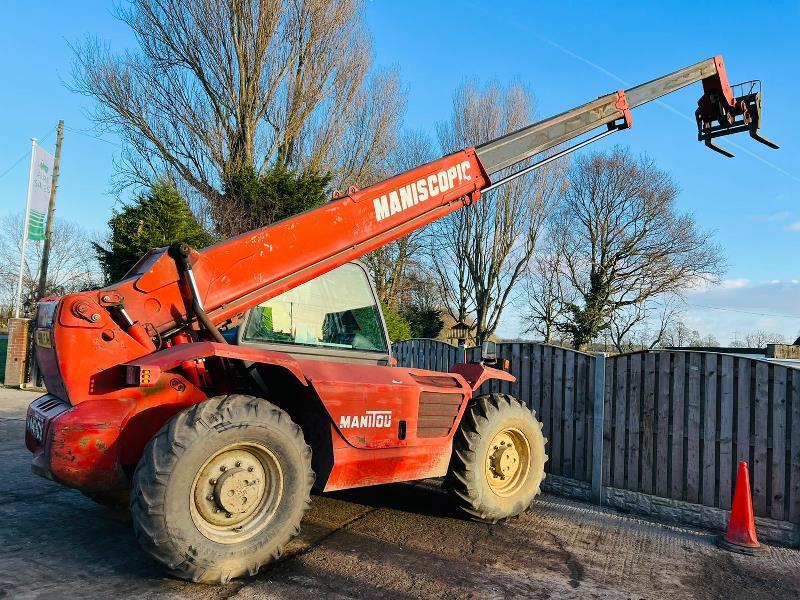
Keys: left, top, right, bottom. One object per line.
{"left": 476, "top": 56, "right": 777, "bottom": 173}
{"left": 71, "top": 55, "right": 778, "bottom": 361}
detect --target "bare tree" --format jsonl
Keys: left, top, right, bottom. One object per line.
{"left": 72, "top": 0, "right": 404, "bottom": 234}
{"left": 662, "top": 320, "right": 697, "bottom": 347}
{"left": 553, "top": 146, "right": 725, "bottom": 350}
{"left": 522, "top": 240, "right": 574, "bottom": 343}
{"left": 431, "top": 80, "right": 565, "bottom": 344}
{"left": 608, "top": 297, "right": 681, "bottom": 352}
{"left": 659, "top": 319, "right": 720, "bottom": 348}
{"left": 743, "top": 330, "right": 786, "bottom": 348}
{"left": 427, "top": 205, "right": 473, "bottom": 326}
{"left": 697, "top": 333, "right": 721, "bottom": 347}
{"left": 0, "top": 214, "right": 102, "bottom": 316}
{"left": 363, "top": 130, "right": 436, "bottom": 308}
{"left": 401, "top": 263, "right": 442, "bottom": 313}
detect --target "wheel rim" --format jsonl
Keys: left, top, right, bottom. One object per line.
{"left": 190, "top": 442, "right": 283, "bottom": 544}
{"left": 485, "top": 428, "right": 530, "bottom": 497}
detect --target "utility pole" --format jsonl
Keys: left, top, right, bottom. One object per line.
{"left": 37, "top": 120, "right": 64, "bottom": 300}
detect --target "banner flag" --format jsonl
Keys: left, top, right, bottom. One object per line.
{"left": 26, "top": 143, "right": 55, "bottom": 241}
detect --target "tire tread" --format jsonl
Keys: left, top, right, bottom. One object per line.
{"left": 445, "top": 393, "right": 547, "bottom": 523}
{"left": 130, "top": 394, "right": 313, "bottom": 583}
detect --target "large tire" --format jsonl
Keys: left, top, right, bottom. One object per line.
{"left": 130, "top": 395, "right": 314, "bottom": 583}
{"left": 445, "top": 393, "right": 547, "bottom": 522}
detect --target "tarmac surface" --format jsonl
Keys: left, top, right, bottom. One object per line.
{"left": 3, "top": 386, "right": 800, "bottom": 599}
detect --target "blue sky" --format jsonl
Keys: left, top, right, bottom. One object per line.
{"left": 1, "top": 1, "right": 799, "bottom": 343}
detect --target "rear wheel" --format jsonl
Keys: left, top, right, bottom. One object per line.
{"left": 445, "top": 393, "right": 547, "bottom": 522}
{"left": 130, "top": 395, "right": 314, "bottom": 583}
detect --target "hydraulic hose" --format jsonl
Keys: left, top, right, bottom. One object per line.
{"left": 168, "top": 242, "right": 228, "bottom": 345}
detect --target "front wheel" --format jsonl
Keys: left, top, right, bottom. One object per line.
{"left": 445, "top": 393, "right": 547, "bottom": 522}
{"left": 130, "top": 395, "right": 314, "bottom": 583}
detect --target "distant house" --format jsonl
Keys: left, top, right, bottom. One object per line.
{"left": 436, "top": 314, "right": 502, "bottom": 345}
{"left": 437, "top": 313, "right": 477, "bottom": 344}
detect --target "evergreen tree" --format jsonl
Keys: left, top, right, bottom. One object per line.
{"left": 94, "top": 182, "right": 215, "bottom": 283}
{"left": 221, "top": 165, "right": 331, "bottom": 235}
{"left": 381, "top": 302, "right": 412, "bottom": 343}
{"left": 402, "top": 307, "right": 444, "bottom": 339}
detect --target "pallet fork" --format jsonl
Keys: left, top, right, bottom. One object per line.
{"left": 694, "top": 57, "right": 779, "bottom": 157}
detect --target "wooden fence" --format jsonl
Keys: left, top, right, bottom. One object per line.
{"left": 393, "top": 338, "right": 463, "bottom": 373}
{"left": 392, "top": 339, "right": 800, "bottom": 534}
{"left": 604, "top": 350, "right": 800, "bottom": 523}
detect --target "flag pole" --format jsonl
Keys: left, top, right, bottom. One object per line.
{"left": 14, "top": 138, "right": 37, "bottom": 318}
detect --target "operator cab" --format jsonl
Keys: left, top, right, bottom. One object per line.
{"left": 236, "top": 261, "right": 392, "bottom": 366}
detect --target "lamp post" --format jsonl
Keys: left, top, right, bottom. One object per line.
{"left": 451, "top": 321, "right": 469, "bottom": 363}
{"left": 22, "top": 297, "right": 34, "bottom": 318}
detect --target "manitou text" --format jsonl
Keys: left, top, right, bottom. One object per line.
{"left": 339, "top": 410, "right": 393, "bottom": 429}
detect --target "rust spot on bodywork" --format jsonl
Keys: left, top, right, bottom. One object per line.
{"left": 61, "top": 425, "right": 90, "bottom": 433}
{"left": 50, "top": 442, "right": 77, "bottom": 463}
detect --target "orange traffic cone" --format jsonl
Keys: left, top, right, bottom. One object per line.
{"left": 718, "top": 461, "right": 765, "bottom": 555}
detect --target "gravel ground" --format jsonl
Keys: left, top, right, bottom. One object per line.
{"left": 2, "top": 387, "right": 800, "bottom": 600}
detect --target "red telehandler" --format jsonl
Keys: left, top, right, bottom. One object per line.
{"left": 26, "top": 56, "right": 776, "bottom": 582}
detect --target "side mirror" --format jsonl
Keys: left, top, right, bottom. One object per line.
{"left": 482, "top": 341, "right": 497, "bottom": 363}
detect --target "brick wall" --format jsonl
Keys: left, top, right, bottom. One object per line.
{"left": 4, "top": 318, "right": 31, "bottom": 387}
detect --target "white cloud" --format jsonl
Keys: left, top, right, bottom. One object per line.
{"left": 786, "top": 221, "right": 800, "bottom": 232}
{"left": 499, "top": 279, "right": 800, "bottom": 346}
{"left": 718, "top": 278, "right": 750, "bottom": 290}
{"left": 687, "top": 279, "right": 799, "bottom": 314}
{"left": 685, "top": 277, "right": 748, "bottom": 293}
{"left": 685, "top": 279, "right": 800, "bottom": 343}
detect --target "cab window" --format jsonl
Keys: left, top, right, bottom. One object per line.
{"left": 243, "top": 263, "right": 387, "bottom": 353}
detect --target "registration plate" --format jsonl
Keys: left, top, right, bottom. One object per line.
{"left": 26, "top": 395, "right": 70, "bottom": 446}
{"left": 26, "top": 412, "right": 45, "bottom": 442}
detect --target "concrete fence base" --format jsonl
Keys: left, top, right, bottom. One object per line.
{"left": 543, "top": 473, "right": 799, "bottom": 548}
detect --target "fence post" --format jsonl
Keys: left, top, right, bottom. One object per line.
{"left": 591, "top": 353, "right": 606, "bottom": 505}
